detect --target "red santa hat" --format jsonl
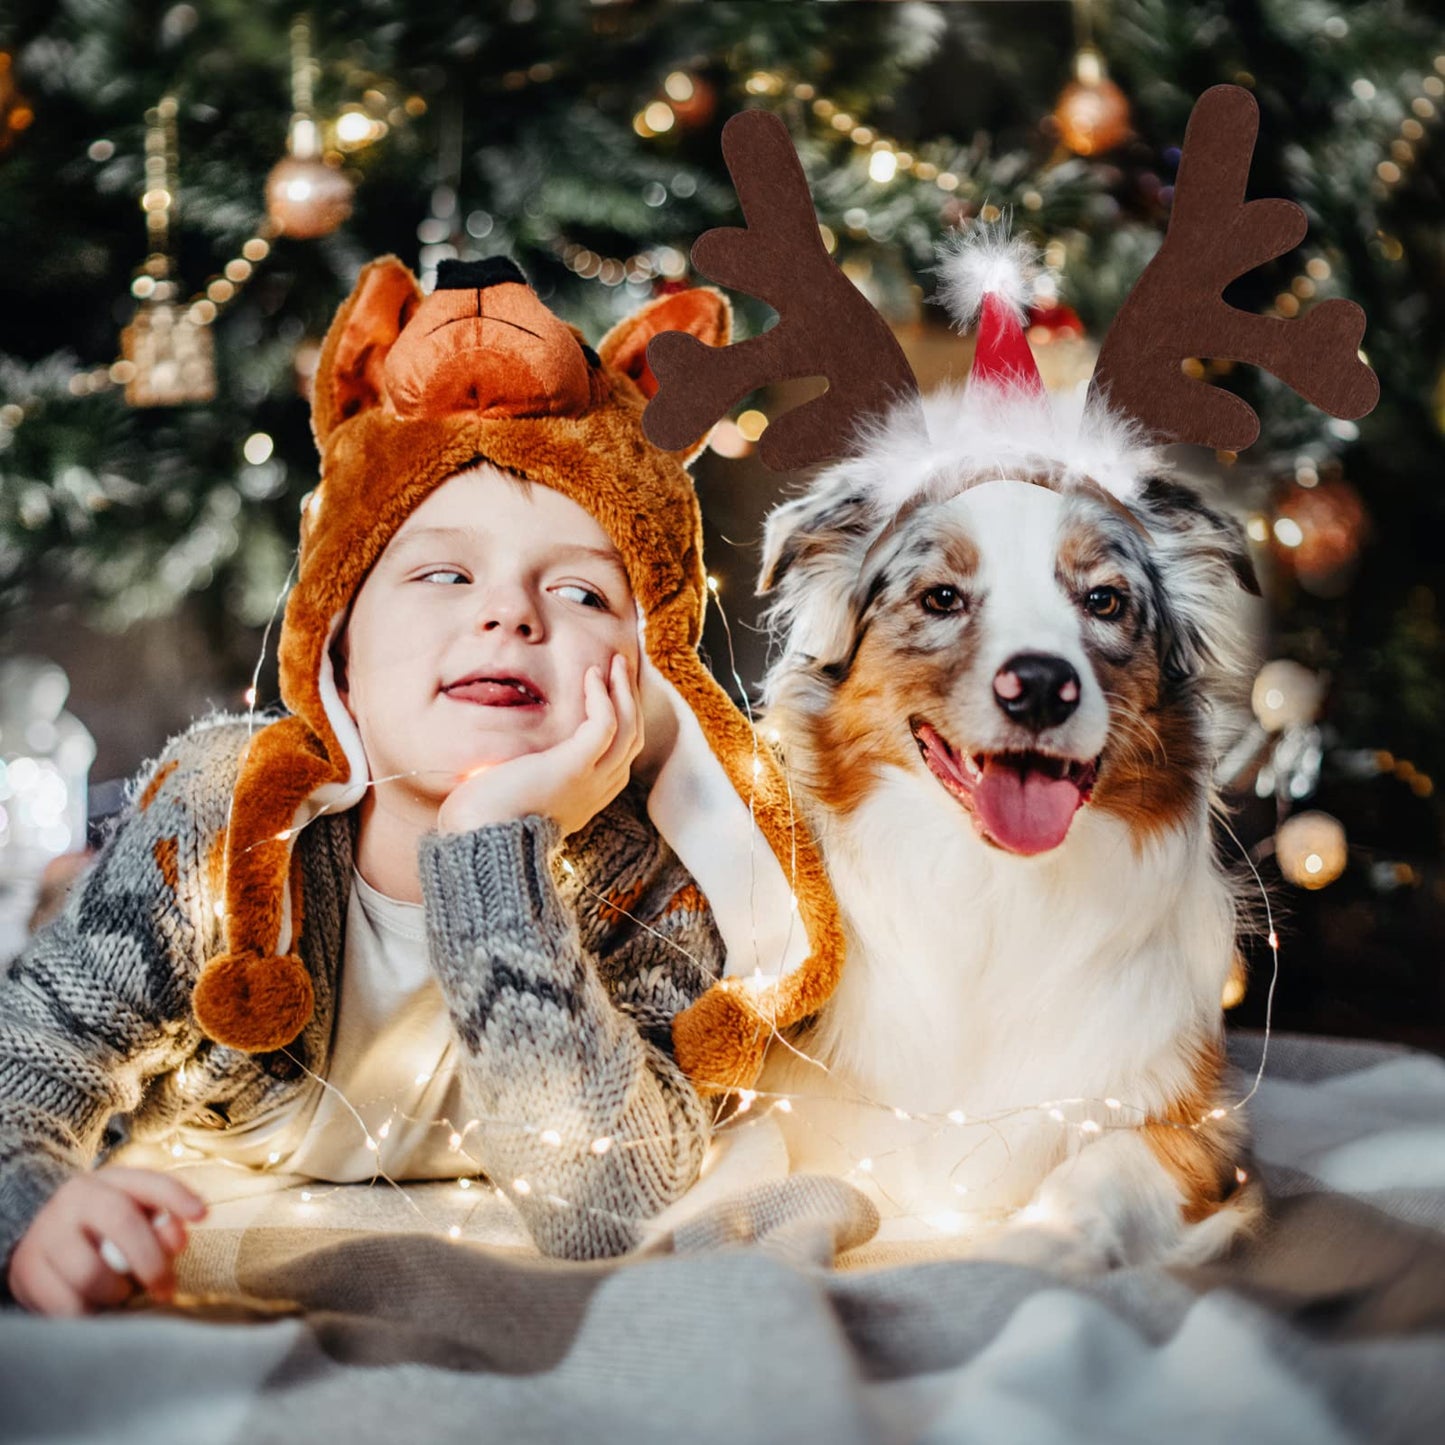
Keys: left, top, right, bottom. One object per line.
{"left": 936, "top": 226, "right": 1047, "bottom": 399}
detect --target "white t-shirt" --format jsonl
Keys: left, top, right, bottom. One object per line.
{"left": 181, "top": 871, "right": 476, "bottom": 1181}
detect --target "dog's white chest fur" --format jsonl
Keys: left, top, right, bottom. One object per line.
{"left": 761, "top": 765, "right": 1236, "bottom": 1222}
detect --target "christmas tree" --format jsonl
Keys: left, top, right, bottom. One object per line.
{"left": 1, "top": 0, "right": 1442, "bottom": 1046}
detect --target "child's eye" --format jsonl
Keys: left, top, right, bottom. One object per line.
{"left": 417, "top": 568, "right": 469, "bottom": 586}
{"left": 554, "top": 583, "right": 609, "bottom": 610}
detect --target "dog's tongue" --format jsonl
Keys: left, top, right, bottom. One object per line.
{"left": 972, "top": 757, "right": 1084, "bottom": 856}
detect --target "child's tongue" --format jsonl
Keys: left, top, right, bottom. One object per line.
{"left": 971, "top": 755, "right": 1084, "bottom": 856}
{"left": 448, "top": 679, "right": 539, "bottom": 706}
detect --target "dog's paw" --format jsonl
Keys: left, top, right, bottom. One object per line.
{"left": 972, "top": 1221, "right": 1115, "bottom": 1276}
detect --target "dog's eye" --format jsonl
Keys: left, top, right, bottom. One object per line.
{"left": 920, "top": 585, "right": 966, "bottom": 615}
{"left": 1084, "top": 585, "right": 1127, "bottom": 620}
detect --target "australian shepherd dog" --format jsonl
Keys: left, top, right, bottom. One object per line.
{"left": 756, "top": 384, "right": 1265, "bottom": 1270}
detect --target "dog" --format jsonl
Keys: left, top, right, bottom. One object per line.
{"left": 639, "top": 102, "right": 1373, "bottom": 1272}
{"left": 754, "top": 381, "right": 1265, "bottom": 1271}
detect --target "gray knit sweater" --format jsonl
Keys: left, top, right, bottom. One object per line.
{"left": 0, "top": 717, "right": 726, "bottom": 1272}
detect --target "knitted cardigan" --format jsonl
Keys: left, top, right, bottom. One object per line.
{"left": 0, "top": 717, "right": 725, "bottom": 1272}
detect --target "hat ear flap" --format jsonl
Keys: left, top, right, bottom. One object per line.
{"left": 600, "top": 288, "right": 731, "bottom": 461}
{"left": 311, "top": 256, "right": 424, "bottom": 445}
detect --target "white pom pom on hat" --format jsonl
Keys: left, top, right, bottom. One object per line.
{"left": 934, "top": 222, "right": 1040, "bottom": 329}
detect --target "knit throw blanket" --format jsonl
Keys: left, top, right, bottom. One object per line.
{"left": 2, "top": 1033, "right": 1443, "bottom": 1445}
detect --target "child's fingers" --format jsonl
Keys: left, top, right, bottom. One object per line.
{"left": 84, "top": 1192, "right": 174, "bottom": 1296}
{"left": 101, "top": 1167, "right": 207, "bottom": 1223}
{"left": 51, "top": 1240, "right": 136, "bottom": 1310}
{"left": 601, "top": 654, "right": 643, "bottom": 772}
{"left": 570, "top": 664, "right": 618, "bottom": 765}
{"left": 148, "top": 1209, "right": 189, "bottom": 1258}
{"left": 617, "top": 654, "right": 644, "bottom": 759}
{"left": 12, "top": 1258, "right": 87, "bottom": 1317}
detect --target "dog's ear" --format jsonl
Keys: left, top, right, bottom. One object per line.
{"left": 1136, "top": 474, "right": 1259, "bottom": 686}
{"left": 759, "top": 478, "right": 875, "bottom": 595}
{"left": 1139, "top": 475, "right": 1260, "bottom": 596}
{"left": 758, "top": 475, "right": 880, "bottom": 669}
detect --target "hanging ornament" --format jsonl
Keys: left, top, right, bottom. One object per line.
{"left": 1052, "top": 47, "right": 1131, "bottom": 156}
{"left": 266, "top": 16, "right": 354, "bottom": 240}
{"left": 121, "top": 299, "right": 216, "bottom": 407}
{"left": 121, "top": 98, "right": 215, "bottom": 407}
{"left": 1275, "top": 810, "right": 1348, "bottom": 890}
{"left": 266, "top": 148, "right": 353, "bottom": 240}
{"left": 1251, "top": 659, "right": 1324, "bottom": 733}
{"left": 0, "top": 51, "right": 33, "bottom": 155}
{"left": 664, "top": 70, "right": 716, "bottom": 130}
{"left": 1272, "top": 476, "right": 1367, "bottom": 593}
{"left": 1026, "top": 301, "right": 1086, "bottom": 342}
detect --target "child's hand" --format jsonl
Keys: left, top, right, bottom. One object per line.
{"left": 438, "top": 652, "right": 644, "bottom": 839}
{"left": 6, "top": 1167, "right": 207, "bottom": 1315}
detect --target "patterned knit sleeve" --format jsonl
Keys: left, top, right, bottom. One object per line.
{"left": 416, "top": 808, "right": 723, "bottom": 1261}
{"left": 0, "top": 720, "right": 241, "bottom": 1271}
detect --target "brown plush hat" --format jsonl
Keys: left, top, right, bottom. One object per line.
{"left": 191, "top": 255, "right": 844, "bottom": 1093}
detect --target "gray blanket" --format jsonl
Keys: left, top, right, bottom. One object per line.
{"left": 2, "top": 1033, "right": 1443, "bottom": 1445}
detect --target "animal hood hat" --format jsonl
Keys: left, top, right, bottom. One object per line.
{"left": 191, "top": 254, "right": 844, "bottom": 1094}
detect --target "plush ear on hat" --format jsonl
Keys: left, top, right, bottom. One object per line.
{"left": 311, "top": 256, "right": 424, "bottom": 445}
{"left": 601, "top": 288, "right": 730, "bottom": 460}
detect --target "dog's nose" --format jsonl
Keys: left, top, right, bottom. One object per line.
{"left": 993, "top": 653, "right": 1081, "bottom": 731}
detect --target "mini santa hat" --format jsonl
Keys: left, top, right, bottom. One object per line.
{"left": 190, "top": 255, "right": 844, "bottom": 1094}
{"left": 935, "top": 225, "right": 1047, "bottom": 401}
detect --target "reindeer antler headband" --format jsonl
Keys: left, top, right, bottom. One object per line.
{"left": 643, "top": 86, "right": 1379, "bottom": 471}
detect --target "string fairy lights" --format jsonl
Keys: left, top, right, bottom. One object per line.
{"left": 169, "top": 564, "right": 1280, "bottom": 1249}
{"left": 1267, "top": 54, "right": 1444, "bottom": 321}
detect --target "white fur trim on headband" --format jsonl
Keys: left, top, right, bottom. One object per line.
{"left": 846, "top": 384, "right": 1164, "bottom": 511}
{"left": 934, "top": 224, "right": 1039, "bottom": 330}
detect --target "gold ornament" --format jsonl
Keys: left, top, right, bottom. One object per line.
{"left": 1275, "top": 810, "right": 1348, "bottom": 890}
{"left": 119, "top": 99, "right": 214, "bottom": 407}
{"left": 120, "top": 299, "right": 216, "bottom": 406}
{"left": 1053, "top": 47, "right": 1131, "bottom": 156}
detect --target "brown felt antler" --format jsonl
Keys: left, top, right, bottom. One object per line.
{"left": 642, "top": 108, "right": 920, "bottom": 472}
{"left": 1089, "top": 85, "right": 1379, "bottom": 451}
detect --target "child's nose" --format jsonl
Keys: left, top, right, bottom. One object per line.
{"left": 476, "top": 588, "right": 542, "bottom": 638}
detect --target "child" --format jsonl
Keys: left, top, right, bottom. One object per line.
{"left": 0, "top": 257, "right": 844, "bottom": 1314}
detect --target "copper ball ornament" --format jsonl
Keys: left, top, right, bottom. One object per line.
{"left": 1273, "top": 477, "right": 1367, "bottom": 592}
{"left": 669, "top": 73, "right": 716, "bottom": 130}
{"left": 265, "top": 155, "right": 354, "bottom": 240}
{"left": 1053, "top": 48, "right": 1131, "bottom": 157}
